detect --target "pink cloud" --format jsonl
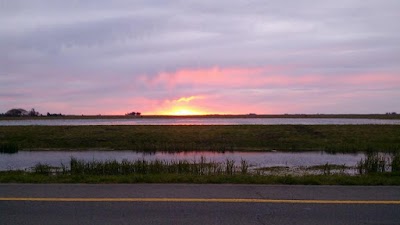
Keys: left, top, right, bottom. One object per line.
{"left": 174, "top": 96, "right": 204, "bottom": 103}
{"left": 5, "top": 65, "right": 398, "bottom": 115}
{"left": 338, "top": 74, "right": 400, "bottom": 86}
{"left": 132, "top": 66, "right": 400, "bottom": 114}
{"left": 142, "top": 66, "right": 400, "bottom": 90}
{"left": 142, "top": 66, "right": 295, "bottom": 88}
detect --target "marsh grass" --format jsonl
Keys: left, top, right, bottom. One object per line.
{"left": 63, "top": 156, "right": 400, "bottom": 177}
{"left": 32, "top": 163, "right": 53, "bottom": 175}
{"left": 66, "top": 157, "right": 249, "bottom": 176}
{"left": 240, "top": 159, "right": 249, "bottom": 174}
{"left": 357, "top": 153, "right": 389, "bottom": 174}
{"left": 5, "top": 156, "right": 400, "bottom": 184}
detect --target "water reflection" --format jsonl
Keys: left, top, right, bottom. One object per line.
{"left": 0, "top": 150, "right": 366, "bottom": 171}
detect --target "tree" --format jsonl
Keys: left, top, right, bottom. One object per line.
{"left": 5, "top": 108, "right": 28, "bottom": 117}
{"left": 28, "top": 108, "right": 39, "bottom": 117}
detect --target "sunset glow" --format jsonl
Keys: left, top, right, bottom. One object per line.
{"left": 1, "top": 1, "right": 400, "bottom": 115}
{"left": 151, "top": 105, "right": 211, "bottom": 116}
{"left": 146, "top": 96, "right": 213, "bottom": 115}
{"left": 164, "top": 107, "right": 207, "bottom": 116}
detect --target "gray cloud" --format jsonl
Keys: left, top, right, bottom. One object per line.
{"left": 1, "top": 0, "right": 399, "bottom": 114}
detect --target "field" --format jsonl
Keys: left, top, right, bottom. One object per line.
{"left": 1, "top": 125, "right": 400, "bottom": 152}
{"left": 2, "top": 124, "right": 400, "bottom": 185}
{"left": 1, "top": 171, "right": 400, "bottom": 185}
{"left": 1, "top": 113, "right": 400, "bottom": 120}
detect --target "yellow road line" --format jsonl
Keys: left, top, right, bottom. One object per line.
{"left": 0, "top": 197, "right": 399, "bottom": 204}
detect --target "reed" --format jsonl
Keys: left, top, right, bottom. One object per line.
{"left": 357, "top": 153, "right": 388, "bottom": 174}
{"left": 32, "top": 163, "right": 52, "bottom": 175}
{"left": 240, "top": 159, "right": 249, "bottom": 174}
{"left": 68, "top": 157, "right": 247, "bottom": 176}
{"left": 225, "top": 159, "right": 235, "bottom": 175}
{"left": 322, "top": 163, "right": 332, "bottom": 175}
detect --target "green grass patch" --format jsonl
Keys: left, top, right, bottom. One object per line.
{"left": 1, "top": 171, "right": 399, "bottom": 185}
{"left": 1, "top": 125, "right": 400, "bottom": 152}
{"left": 307, "top": 164, "right": 351, "bottom": 170}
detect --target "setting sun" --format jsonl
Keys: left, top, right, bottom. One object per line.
{"left": 145, "top": 95, "right": 213, "bottom": 116}
{"left": 164, "top": 107, "right": 207, "bottom": 116}
{"left": 172, "top": 109, "right": 201, "bottom": 116}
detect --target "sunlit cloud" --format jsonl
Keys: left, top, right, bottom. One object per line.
{"left": 142, "top": 66, "right": 400, "bottom": 90}
{"left": 175, "top": 96, "right": 203, "bottom": 103}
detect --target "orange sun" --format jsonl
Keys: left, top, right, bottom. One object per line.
{"left": 164, "top": 107, "right": 207, "bottom": 116}
{"left": 146, "top": 96, "right": 214, "bottom": 116}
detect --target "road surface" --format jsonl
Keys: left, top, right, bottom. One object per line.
{"left": 1, "top": 184, "right": 399, "bottom": 225}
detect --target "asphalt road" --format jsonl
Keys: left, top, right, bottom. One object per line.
{"left": 1, "top": 184, "right": 400, "bottom": 225}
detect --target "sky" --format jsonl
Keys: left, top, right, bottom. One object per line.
{"left": 1, "top": 0, "right": 400, "bottom": 115}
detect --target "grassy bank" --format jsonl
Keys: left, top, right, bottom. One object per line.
{"left": 2, "top": 156, "right": 400, "bottom": 185}
{"left": 1, "top": 125, "right": 400, "bottom": 152}
{"left": 1, "top": 171, "right": 399, "bottom": 185}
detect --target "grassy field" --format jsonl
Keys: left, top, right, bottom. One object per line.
{"left": 1, "top": 171, "right": 399, "bottom": 185}
{"left": 1, "top": 125, "right": 400, "bottom": 152}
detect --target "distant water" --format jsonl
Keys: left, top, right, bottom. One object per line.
{"left": 0, "top": 150, "right": 366, "bottom": 171}
{"left": 1, "top": 118, "right": 400, "bottom": 126}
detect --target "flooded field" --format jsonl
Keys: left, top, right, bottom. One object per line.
{"left": 0, "top": 150, "right": 366, "bottom": 172}
{"left": 1, "top": 118, "right": 400, "bottom": 126}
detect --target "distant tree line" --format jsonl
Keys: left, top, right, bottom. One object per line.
{"left": 0, "top": 108, "right": 143, "bottom": 117}
{"left": 0, "top": 108, "right": 40, "bottom": 117}
{"left": 0, "top": 108, "right": 66, "bottom": 117}
{"left": 46, "top": 112, "right": 65, "bottom": 117}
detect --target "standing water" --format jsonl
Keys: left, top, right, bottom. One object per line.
{"left": 0, "top": 150, "right": 366, "bottom": 171}
{"left": 1, "top": 118, "right": 400, "bottom": 126}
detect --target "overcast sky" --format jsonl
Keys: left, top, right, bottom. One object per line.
{"left": 1, "top": 0, "right": 399, "bottom": 115}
